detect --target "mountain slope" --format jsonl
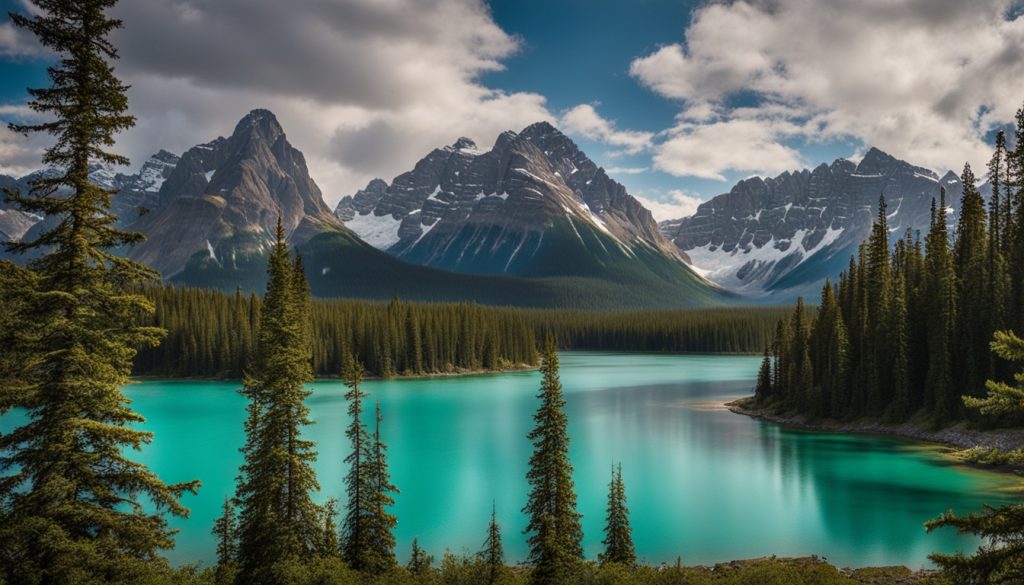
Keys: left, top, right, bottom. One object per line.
{"left": 126, "top": 109, "right": 343, "bottom": 276}
{"left": 334, "top": 122, "right": 699, "bottom": 290}
{"left": 659, "top": 147, "right": 966, "bottom": 299}
{"left": 123, "top": 110, "right": 723, "bottom": 308}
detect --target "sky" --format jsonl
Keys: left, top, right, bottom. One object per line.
{"left": 2, "top": 0, "right": 1024, "bottom": 220}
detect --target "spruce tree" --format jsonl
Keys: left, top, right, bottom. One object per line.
{"left": 213, "top": 497, "right": 238, "bottom": 585}
{"left": 887, "top": 268, "right": 911, "bottom": 421}
{"left": 407, "top": 538, "right": 433, "bottom": 575}
{"left": 320, "top": 498, "right": 339, "bottom": 558}
{"left": 0, "top": 1, "right": 198, "bottom": 581}
{"left": 810, "top": 280, "right": 849, "bottom": 419}
{"left": 340, "top": 353, "right": 376, "bottom": 572}
{"left": 233, "top": 222, "right": 322, "bottom": 584}
{"left": 368, "top": 400, "right": 398, "bottom": 574}
{"left": 600, "top": 463, "right": 636, "bottom": 567}
{"left": 926, "top": 330, "right": 1024, "bottom": 584}
{"left": 523, "top": 337, "right": 583, "bottom": 584}
{"left": 865, "top": 195, "right": 892, "bottom": 414}
{"left": 953, "top": 163, "right": 991, "bottom": 398}
{"left": 925, "top": 191, "right": 958, "bottom": 422}
{"left": 755, "top": 348, "right": 773, "bottom": 402}
{"left": 481, "top": 503, "right": 505, "bottom": 584}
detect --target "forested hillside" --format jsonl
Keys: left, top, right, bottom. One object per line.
{"left": 133, "top": 286, "right": 784, "bottom": 378}
{"left": 757, "top": 119, "right": 1024, "bottom": 424}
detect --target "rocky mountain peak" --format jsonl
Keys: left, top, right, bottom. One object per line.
{"left": 661, "top": 148, "right": 968, "bottom": 299}
{"left": 126, "top": 109, "right": 341, "bottom": 276}
{"left": 450, "top": 137, "right": 478, "bottom": 151}
{"left": 334, "top": 120, "right": 691, "bottom": 278}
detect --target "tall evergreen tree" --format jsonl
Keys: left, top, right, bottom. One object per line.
{"left": 864, "top": 195, "right": 893, "bottom": 414}
{"left": 340, "top": 353, "right": 376, "bottom": 573}
{"left": 233, "top": 222, "right": 322, "bottom": 584}
{"left": 481, "top": 503, "right": 506, "bottom": 585}
{"left": 953, "top": 164, "right": 992, "bottom": 398}
{"left": 367, "top": 400, "right": 398, "bottom": 574}
{"left": 600, "top": 463, "right": 636, "bottom": 567}
{"left": 925, "top": 191, "right": 958, "bottom": 422}
{"left": 810, "top": 280, "right": 849, "bottom": 419}
{"left": 523, "top": 338, "right": 583, "bottom": 584}
{"left": 755, "top": 347, "right": 773, "bottom": 402}
{"left": 213, "top": 497, "right": 238, "bottom": 585}
{"left": 0, "top": 1, "right": 198, "bottom": 582}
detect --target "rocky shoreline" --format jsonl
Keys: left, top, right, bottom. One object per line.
{"left": 727, "top": 397, "right": 1024, "bottom": 462}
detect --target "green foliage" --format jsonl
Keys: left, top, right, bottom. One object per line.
{"left": 480, "top": 503, "right": 506, "bottom": 584}
{"left": 523, "top": 339, "right": 584, "bottom": 584}
{"left": 233, "top": 224, "right": 323, "bottom": 584}
{"left": 0, "top": 1, "right": 198, "bottom": 581}
{"left": 134, "top": 286, "right": 786, "bottom": 379}
{"left": 407, "top": 538, "right": 433, "bottom": 576}
{"left": 923, "top": 331, "right": 1024, "bottom": 582}
{"left": 212, "top": 497, "right": 237, "bottom": 585}
{"left": 600, "top": 463, "right": 636, "bottom": 567}
{"left": 763, "top": 104, "right": 1024, "bottom": 425}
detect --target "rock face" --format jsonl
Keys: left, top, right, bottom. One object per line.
{"left": 659, "top": 147, "right": 966, "bottom": 298}
{"left": 334, "top": 122, "right": 690, "bottom": 279}
{"left": 126, "top": 109, "right": 344, "bottom": 276}
{"left": 1, "top": 151, "right": 181, "bottom": 248}
{"left": 110, "top": 149, "right": 180, "bottom": 223}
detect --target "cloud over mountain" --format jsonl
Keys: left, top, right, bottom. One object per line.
{"left": 630, "top": 0, "right": 1024, "bottom": 180}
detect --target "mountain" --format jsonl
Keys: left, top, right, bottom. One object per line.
{"left": 659, "top": 147, "right": 966, "bottom": 299}
{"left": 125, "top": 109, "right": 343, "bottom": 276}
{"left": 123, "top": 110, "right": 722, "bottom": 309}
{"left": 334, "top": 122, "right": 697, "bottom": 287}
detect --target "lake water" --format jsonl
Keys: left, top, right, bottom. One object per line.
{"left": 13, "top": 352, "right": 1021, "bottom": 568}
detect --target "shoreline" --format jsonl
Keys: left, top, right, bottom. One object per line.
{"left": 130, "top": 363, "right": 537, "bottom": 383}
{"left": 727, "top": 397, "right": 1024, "bottom": 476}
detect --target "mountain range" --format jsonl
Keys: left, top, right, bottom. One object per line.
{"left": 1, "top": 110, "right": 720, "bottom": 309}
{"left": 1, "top": 109, "right": 975, "bottom": 307}
{"left": 658, "top": 147, "right": 970, "bottom": 300}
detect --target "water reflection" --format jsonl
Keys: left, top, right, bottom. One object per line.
{"left": 13, "top": 352, "right": 1012, "bottom": 568}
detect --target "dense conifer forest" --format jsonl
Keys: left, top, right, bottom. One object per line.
{"left": 133, "top": 286, "right": 786, "bottom": 378}
{"left": 757, "top": 109, "right": 1024, "bottom": 425}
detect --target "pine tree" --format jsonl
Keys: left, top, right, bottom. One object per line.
{"left": 481, "top": 503, "right": 505, "bottom": 584}
{"left": 926, "top": 330, "right": 1024, "bottom": 584}
{"left": 755, "top": 347, "right": 773, "bottom": 402}
{"left": 340, "top": 353, "right": 376, "bottom": 572}
{"left": 953, "top": 163, "right": 991, "bottom": 399}
{"left": 600, "top": 463, "right": 636, "bottom": 567}
{"left": 523, "top": 337, "right": 583, "bottom": 584}
{"left": 887, "top": 267, "right": 911, "bottom": 421}
{"left": 213, "top": 497, "right": 238, "bottom": 585}
{"left": 925, "top": 191, "right": 958, "bottom": 422}
{"left": 320, "top": 498, "right": 339, "bottom": 558}
{"left": 0, "top": 1, "right": 198, "bottom": 581}
{"left": 367, "top": 400, "right": 398, "bottom": 574}
{"left": 233, "top": 222, "right": 322, "bottom": 584}
{"left": 789, "top": 297, "right": 813, "bottom": 407}
{"left": 810, "top": 280, "right": 849, "bottom": 419}
{"left": 407, "top": 538, "right": 433, "bottom": 575}
{"left": 864, "top": 195, "right": 893, "bottom": 414}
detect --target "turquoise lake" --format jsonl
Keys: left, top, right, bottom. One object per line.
{"left": 27, "top": 352, "right": 1024, "bottom": 568}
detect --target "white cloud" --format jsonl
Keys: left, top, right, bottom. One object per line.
{"left": 654, "top": 118, "right": 804, "bottom": 180}
{"left": 630, "top": 0, "right": 1024, "bottom": 178}
{"left": 559, "top": 104, "right": 653, "bottom": 155}
{"left": 604, "top": 166, "right": 649, "bottom": 175}
{"left": 1, "top": 0, "right": 555, "bottom": 202}
{"left": 633, "top": 189, "right": 705, "bottom": 221}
